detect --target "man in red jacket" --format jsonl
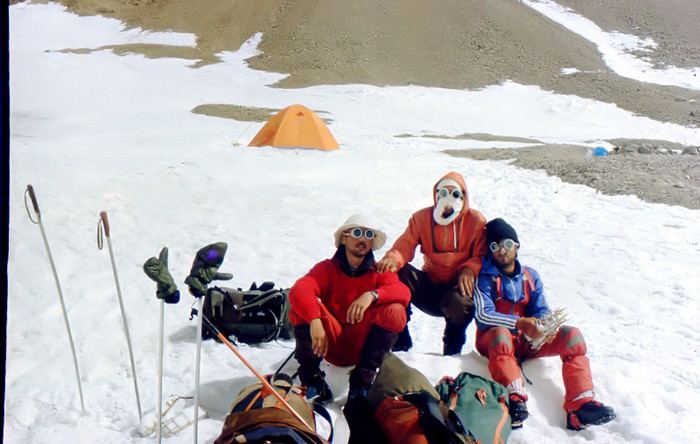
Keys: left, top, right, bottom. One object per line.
{"left": 377, "top": 172, "right": 487, "bottom": 355}
{"left": 288, "top": 214, "right": 411, "bottom": 404}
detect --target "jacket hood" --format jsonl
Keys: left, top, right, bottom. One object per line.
{"left": 432, "top": 171, "right": 469, "bottom": 214}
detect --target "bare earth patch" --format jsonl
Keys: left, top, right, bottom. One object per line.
{"left": 20, "top": 0, "right": 700, "bottom": 210}
{"left": 191, "top": 105, "right": 280, "bottom": 123}
{"left": 446, "top": 143, "right": 700, "bottom": 209}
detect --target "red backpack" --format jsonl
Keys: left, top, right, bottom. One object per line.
{"left": 364, "top": 354, "right": 478, "bottom": 444}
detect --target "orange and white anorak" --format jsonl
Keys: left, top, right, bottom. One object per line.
{"left": 382, "top": 172, "right": 487, "bottom": 285}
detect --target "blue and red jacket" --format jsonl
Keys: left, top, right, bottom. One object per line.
{"left": 473, "top": 255, "right": 549, "bottom": 333}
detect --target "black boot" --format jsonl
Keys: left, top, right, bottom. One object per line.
{"left": 305, "top": 372, "right": 333, "bottom": 405}
{"left": 567, "top": 401, "right": 615, "bottom": 430}
{"left": 392, "top": 304, "right": 413, "bottom": 352}
{"left": 293, "top": 324, "right": 333, "bottom": 404}
{"left": 392, "top": 325, "right": 413, "bottom": 352}
{"left": 442, "top": 321, "right": 467, "bottom": 356}
{"left": 508, "top": 393, "right": 529, "bottom": 428}
{"left": 349, "top": 325, "right": 397, "bottom": 399}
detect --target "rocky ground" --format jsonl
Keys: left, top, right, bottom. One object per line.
{"left": 447, "top": 141, "right": 700, "bottom": 209}
{"left": 17, "top": 0, "right": 700, "bottom": 209}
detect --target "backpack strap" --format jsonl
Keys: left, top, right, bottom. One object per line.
{"left": 211, "top": 287, "right": 288, "bottom": 343}
{"left": 238, "top": 289, "right": 285, "bottom": 311}
{"left": 494, "top": 394, "right": 510, "bottom": 444}
{"left": 310, "top": 401, "right": 334, "bottom": 443}
{"left": 522, "top": 268, "right": 535, "bottom": 295}
{"left": 402, "top": 391, "right": 472, "bottom": 444}
{"left": 493, "top": 268, "right": 535, "bottom": 300}
{"left": 232, "top": 374, "right": 296, "bottom": 414}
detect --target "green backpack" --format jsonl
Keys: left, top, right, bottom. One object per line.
{"left": 435, "top": 372, "right": 511, "bottom": 444}
{"left": 202, "top": 282, "right": 294, "bottom": 344}
{"left": 367, "top": 353, "right": 440, "bottom": 411}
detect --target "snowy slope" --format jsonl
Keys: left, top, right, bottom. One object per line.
{"left": 7, "top": 3, "right": 700, "bottom": 443}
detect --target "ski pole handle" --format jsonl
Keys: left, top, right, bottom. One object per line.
{"left": 25, "top": 185, "right": 41, "bottom": 223}
{"left": 25, "top": 184, "right": 85, "bottom": 412}
{"left": 100, "top": 211, "right": 111, "bottom": 237}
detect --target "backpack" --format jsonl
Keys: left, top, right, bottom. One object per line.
{"left": 203, "top": 281, "right": 294, "bottom": 344}
{"left": 435, "top": 372, "right": 511, "bottom": 444}
{"left": 214, "top": 373, "right": 333, "bottom": 444}
{"left": 357, "top": 353, "right": 476, "bottom": 444}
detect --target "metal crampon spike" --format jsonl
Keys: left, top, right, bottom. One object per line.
{"left": 530, "top": 308, "right": 569, "bottom": 352}
{"left": 146, "top": 396, "right": 208, "bottom": 438}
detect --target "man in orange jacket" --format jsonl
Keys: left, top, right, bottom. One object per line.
{"left": 377, "top": 172, "right": 487, "bottom": 355}
{"left": 289, "top": 214, "right": 411, "bottom": 403}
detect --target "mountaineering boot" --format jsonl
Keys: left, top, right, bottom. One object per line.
{"left": 508, "top": 393, "right": 529, "bottom": 429}
{"left": 566, "top": 401, "right": 616, "bottom": 430}
{"left": 350, "top": 325, "right": 398, "bottom": 399}
{"left": 292, "top": 324, "right": 333, "bottom": 404}
{"left": 143, "top": 247, "right": 180, "bottom": 303}
{"left": 442, "top": 321, "right": 467, "bottom": 356}
{"left": 305, "top": 372, "right": 333, "bottom": 405}
{"left": 347, "top": 376, "right": 371, "bottom": 400}
{"left": 392, "top": 303, "right": 413, "bottom": 352}
{"left": 184, "top": 242, "right": 233, "bottom": 296}
{"left": 391, "top": 325, "right": 413, "bottom": 352}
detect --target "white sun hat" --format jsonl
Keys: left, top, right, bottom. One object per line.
{"left": 333, "top": 214, "right": 387, "bottom": 250}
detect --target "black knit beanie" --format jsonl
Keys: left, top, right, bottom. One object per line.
{"left": 485, "top": 218, "right": 519, "bottom": 246}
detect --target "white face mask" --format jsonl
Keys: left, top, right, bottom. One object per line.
{"left": 433, "top": 187, "right": 465, "bottom": 225}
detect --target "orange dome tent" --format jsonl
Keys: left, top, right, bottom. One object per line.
{"left": 248, "top": 104, "right": 339, "bottom": 151}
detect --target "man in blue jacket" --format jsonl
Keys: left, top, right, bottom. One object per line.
{"left": 473, "top": 218, "right": 615, "bottom": 430}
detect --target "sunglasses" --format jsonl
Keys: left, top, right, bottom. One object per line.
{"left": 345, "top": 227, "right": 375, "bottom": 240}
{"left": 436, "top": 188, "right": 463, "bottom": 200}
{"left": 489, "top": 239, "right": 518, "bottom": 252}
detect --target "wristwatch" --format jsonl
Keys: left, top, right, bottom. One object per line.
{"left": 371, "top": 290, "right": 379, "bottom": 302}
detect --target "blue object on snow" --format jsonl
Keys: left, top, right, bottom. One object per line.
{"left": 593, "top": 147, "right": 608, "bottom": 156}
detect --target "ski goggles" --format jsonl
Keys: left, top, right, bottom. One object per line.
{"left": 489, "top": 238, "right": 518, "bottom": 252}
{"left": 345, "top": 227, "right": 375, "bottom": 240}
{"left": 436, "top": 187, "right": 463, "bottom": 200}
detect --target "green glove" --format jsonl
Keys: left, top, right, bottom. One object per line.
{"left": 143, "top": 247, "right": 180, "bottom": 304}
{"left": 184, "top": 242, "right": 233, "bottom": 297}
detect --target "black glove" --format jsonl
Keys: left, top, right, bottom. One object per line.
{"left": 143, "top": 247, "right": 180, "bottom": 304}
{"left": 184, "top": 242, "right": 233, "bottom": 297}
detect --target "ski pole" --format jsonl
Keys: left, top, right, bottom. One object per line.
{"left": 193, "top": 295, "right": 204, "bottom": 444}
{"left": 199, "top": 313, "right": 314, "bottom": 432}
{"left": 97, "top": 211, "right": 142, "bottom": 422}
{"left": 24, "top": 185, "right": 85, "bottom": 413}
{"left": 143, "top": 247, "right": 181, "bottom": 442}
{"left": 183, "top": 242, "right": 233, "bottom": 443}
{"left": 157, "top": 297, "right": 164, "bottom": 443}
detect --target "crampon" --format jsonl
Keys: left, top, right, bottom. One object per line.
{"left": 526, "top": 308, "right": 569, "bottom": 352}
{"left": 146, "top": 396, "right": 207, "bottom": 438}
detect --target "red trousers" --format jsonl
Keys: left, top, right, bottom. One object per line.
{"left": 476, "top": 326, "right": 594, "bottom": 411}
{"left": 290, "top": 302, "right": 407, "bottom": 367}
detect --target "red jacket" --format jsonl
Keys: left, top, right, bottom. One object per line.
{"left": 288, "top": 248, "right": 410, "bottom": 326}
{"left": 382, "top": 172, "right": 487, "bottom": 284}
